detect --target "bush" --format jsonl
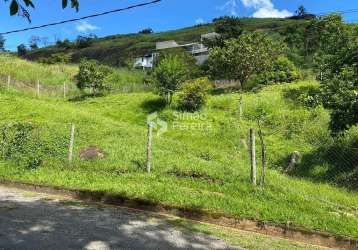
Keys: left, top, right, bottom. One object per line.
{"left": 0, "top": 123, "right": 51, "bottom": 169}
{"left": 75, "top": 34, "right": 97, "bottom": 49}
{"left": 76, "top": 59, "right": 112, "bottom": 94}
{"left": 256, "top": 56, "right": 300, "bottom": 85}
{"left": 38, "top": 53, "right": 71, "bottom": 64}
{"left": 178, "top": 77, "right": 213, "bottom": 111}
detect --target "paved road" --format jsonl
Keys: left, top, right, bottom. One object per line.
{"left": 0, "top": 186, "right": 241, "bottom": 250}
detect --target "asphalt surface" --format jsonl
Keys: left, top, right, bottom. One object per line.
{"left": 0, "top": 186, "right": 242, "bottom": 250}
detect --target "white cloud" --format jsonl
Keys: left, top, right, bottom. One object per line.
{"left": 75, "top": 20, "right": 100, "bottom": 33}
{"left": 195, "top": 18, "right": 205, "bottom": 24}
{"left": 240, "top": 0, "right": 292, "bottom": 18}
{"left": 219, "top": 0, "right": 238, "bottom": 16}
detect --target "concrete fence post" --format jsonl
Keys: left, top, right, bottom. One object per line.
{"left": 146, "top": 123, "right": 153, "bottom": 173}
{"left": 250, "top": 128, "right": 257, "bottom": 186}
{"left": 68, "top": 124, "right": 75, "bottom": 164}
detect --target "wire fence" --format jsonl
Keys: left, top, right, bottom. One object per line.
{"left": 0, "top": 74, "right": 152, "bottom": 99}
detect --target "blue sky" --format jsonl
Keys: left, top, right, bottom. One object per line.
{"left": 1, "top": 0, "right": 358, "bottom": 50}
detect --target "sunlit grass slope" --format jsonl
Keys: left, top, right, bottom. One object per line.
{"left": 0, "top": 81, "right": 357, "bottom": 239}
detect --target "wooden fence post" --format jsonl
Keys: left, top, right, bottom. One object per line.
{"left": 7, "top": 75, "right": 11, "bottom": 90}
{"left": 68, "top": 124, "right": 75, "bottom": 164}
{"left": 146, "top": 123, "right": 153, "bottom": 173}
{"left": 258, "top": 121, "right": 267, "bottom": 187}
{"left": 36, "top": 80, "right": 40, "bottom": 97}
{"left": 63, "top": 82, "right": 67, "bottom": 99}
{"left": 250, "top": 128, "right": 257, "bottom": 186}
{"left": 238, "top": 96, "right": 243, "bottom": 120}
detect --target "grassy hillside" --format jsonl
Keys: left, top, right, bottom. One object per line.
{"left": 26, "top": 18, "right": 307, "bottom": 67}
{"left": 0, "top": 54, "right": 146, "bottom": 94}
{"left": 0, "top": 81, "right": 358, "bottom": 239}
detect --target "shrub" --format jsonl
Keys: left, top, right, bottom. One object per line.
{"left": 256, "top": 56, "right": 300, "bottom": 85}
{"left": 0, "top": 123, "right": 46, "bottom": 169}
{"left": 178, "top": 77, "right": 213, "bottom": 111}
{"left": 38, "top": 53, "right": 71, "bottom": 64}
{"left": 76, "top": 59, "right": 112, "bottom": 94}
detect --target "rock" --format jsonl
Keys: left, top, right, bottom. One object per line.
{"left": 79, "top": 145, "right": 105, "bottom": 160}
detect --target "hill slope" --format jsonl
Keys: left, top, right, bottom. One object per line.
{"left": 26, "top": 18, "right": 307, "bottom": 67}
{"left": 0, "top": 81, "right": 357, "bottom": 239}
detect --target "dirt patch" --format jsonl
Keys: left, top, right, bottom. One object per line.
{"left": 79, "top": 145, "right": 105, "bottom": 160}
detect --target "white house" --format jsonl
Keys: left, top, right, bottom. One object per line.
{"left": 133, "top": 32, "right": 220, "bottom": 69}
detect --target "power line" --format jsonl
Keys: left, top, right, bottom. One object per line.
{"left": 0, "top": 0, "right": 161, "bottom": 36}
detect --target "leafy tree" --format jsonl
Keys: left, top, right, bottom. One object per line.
{"left": 56, "top": 39, "right": 72, "bottom": 49}
{"left": 153, "top": 54, "right": 190, "bottom": 104}
{"left": 205, "top": 16, "right": 243, "bottom": 48}
{"left": 17, "top": 43, "right": 27, "bottom": 57}
{"left": 320, "top": 41, "right": 358, "bottom": 134}
{"left": 208, "top": 33, "right": 279, "bottom": 88}
{"left": 295, "top": 5, "right": 307, "bottom": 17}
{"left": 0, "top": 35, "right": 5, "bottom": 51}
{"left": 6, "top": 0, "right": 79, "bottom": 22}
{"left": 75, "top": 34, "right": 97, "bottom": 49}
{"left": 76, "top": 59, "right": 112, "bottom": 94}
{"left": 139, "top": 28, "right": 153, "bottom": 34}
{"left": 28, "top": 35, "right": 40, "bottom": 50}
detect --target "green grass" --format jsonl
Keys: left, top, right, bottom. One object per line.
{"left": 0, "top": 54, "right": 147, "bottom": 96}
{"left": 169, "top": 219, "right": 325, "bottom": 250}
{"left": 0, "top": 80, "right": 357, "bottom": 239}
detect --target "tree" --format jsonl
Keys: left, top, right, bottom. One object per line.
{"left": 205, "top": 16, "right": 243, "bottom": 48}
{"left": 153, "top": 54, "right": 190, "bottom": 104}
{"left": 319, "top": 32, "right": 358, "bottom": 134}
{"left": 75, "top": 34, "right": 96, "bottom": 49}
{"left": 76, "top": 59, "right": 112, "bottom": 94}
{"left": 208, "top": 33, "right": 279, "bottom": 88}
{"left": 139, "top": 28, "right": 153, "bottom": 34}
{"left": 17, "top": 44, "right": 27, "bottom": 57}
{"left": 296, "top": 5, "right": 307, "bottom": 17}
{"left": 6, "top": 0, "right": 79, "bottom": 22}
{"left": 0, "top": 35, "right": 5, "bottom": 51}
{"left": 29, "top": 35, "right": 40, "bottom": 50}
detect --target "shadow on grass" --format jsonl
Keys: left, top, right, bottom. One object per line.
{"left": 282, "top": 144, "right": 358, "bottom": 191}
{"left": 69, "top": 93, "right": 106, "bottom": 102}
{"left": 141, "top": 97, "right": 167, "bottom": 113}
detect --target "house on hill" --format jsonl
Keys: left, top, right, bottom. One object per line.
{"left": 133, "top": 32, "right": 219, "bottom": 69}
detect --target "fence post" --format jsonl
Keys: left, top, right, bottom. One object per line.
{"left": 238, "top": 96, "right": 243, "bottom": 120}
{"left": 146, "top": 123, "right": 153, "bottom": 173}
{"left": 68, "top": 124, "right": 75, "bottom": 164}
{"left": 63, "top": 82, "right": 67, "bottom": 99}
{"left": 36, "top": 80, "right": 40, "bottom": 97}
{"left": 258, "top": 121, "right": 267, "bottom": 187}
{"left": 250, "top": 128, "right": 257, "bottom": 186}
{"left": 7, "top": 75, "right": 11, "bottom": 90}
